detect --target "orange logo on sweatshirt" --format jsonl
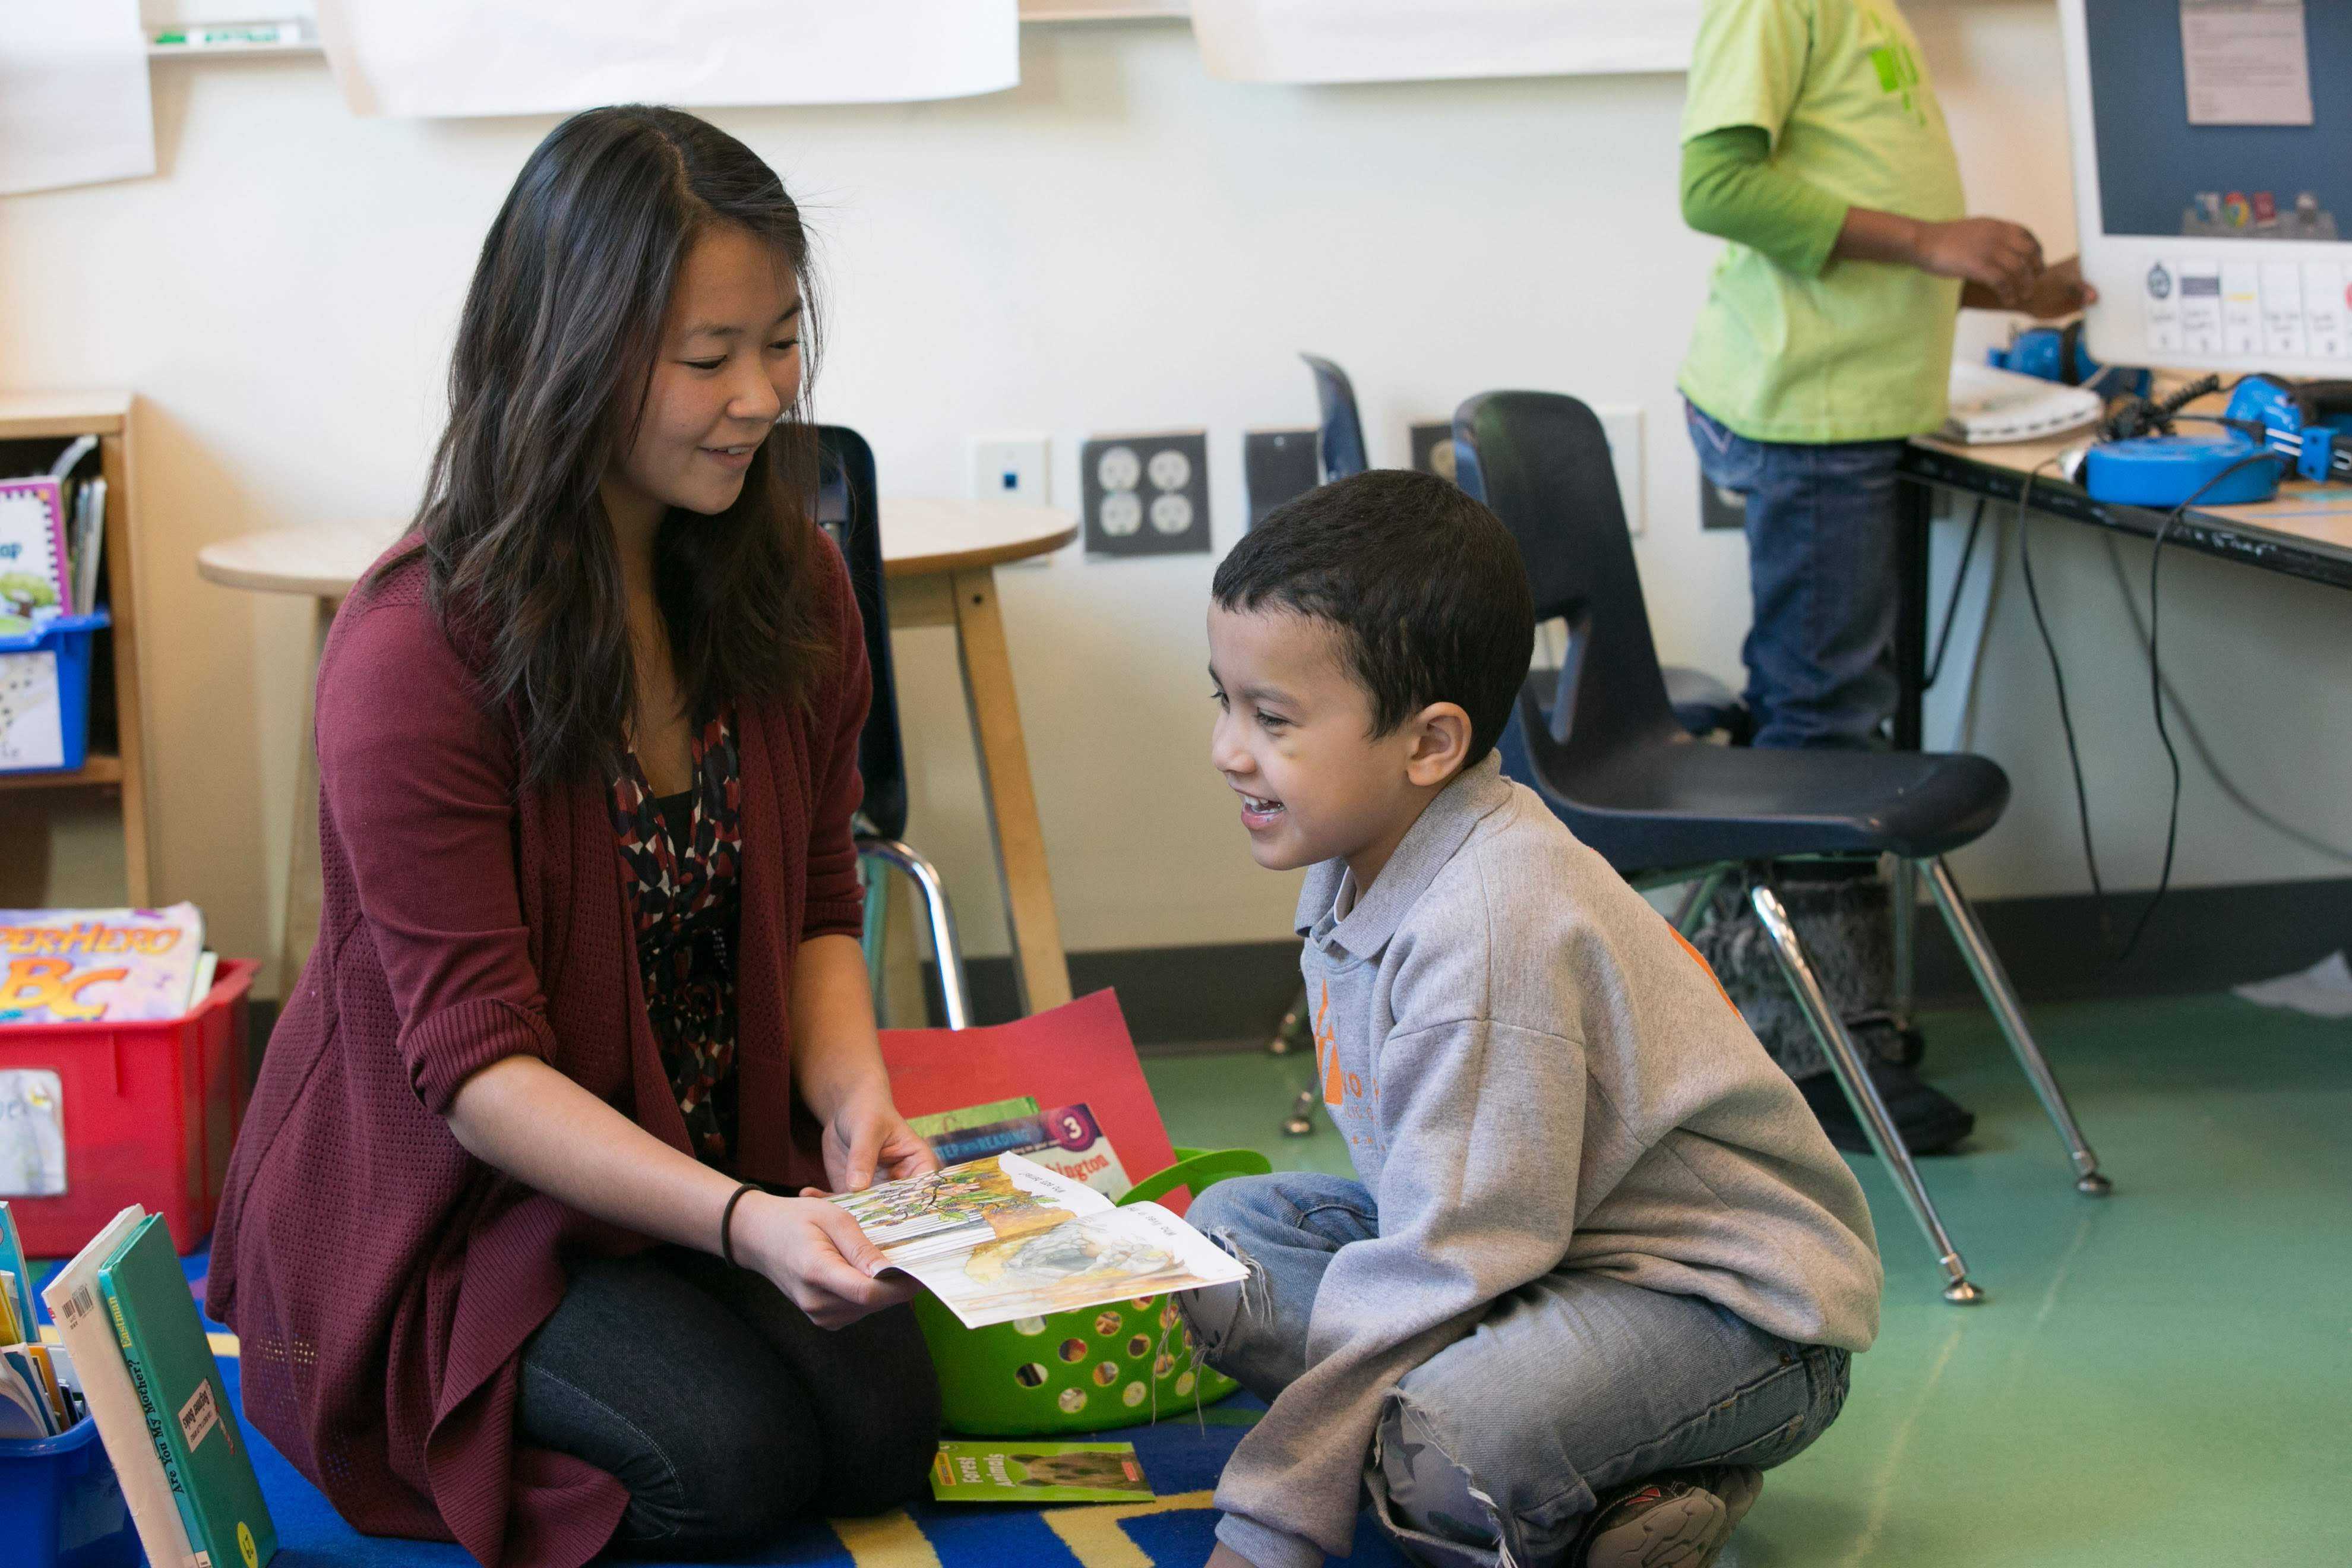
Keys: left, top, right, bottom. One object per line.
{"left": 1312, "top": 981, "right": 1363, "bottom": 1108}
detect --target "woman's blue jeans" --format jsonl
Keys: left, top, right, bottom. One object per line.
{"left": 1685, "top": 400, "right": 1910, "bottom": 750}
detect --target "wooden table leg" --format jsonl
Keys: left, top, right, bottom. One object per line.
{"left": 949, "top": 566, "right": 1072, "bottom": 1014}
{"left": 279, "top": 597, "right": 336, "bottom": 1001}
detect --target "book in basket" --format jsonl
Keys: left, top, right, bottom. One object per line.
{"left": 0, "top": 478, "right": 71, "bottom": 633}
{"left": 42, "top": 1206, "right": 203, "bottom": 1568}
{"left": 831, "top": 1152, "right": 1243, "bottom": 1331}
{"left": 97, "top": 1213, "right": 277, "bottom": 1568}
{"left": 0, "top": 903, "right": 208, "bottom": 1023}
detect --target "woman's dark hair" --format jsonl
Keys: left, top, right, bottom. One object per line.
{"left": 1213, "top": 469, "right": 1535, "bottom": 770}
{"left": 391, "top": 104, "right": 830, "bottom": 788}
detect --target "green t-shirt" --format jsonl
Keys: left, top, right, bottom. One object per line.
{"left": 1677, "top": 0, "right": 1966, "bottom": 444}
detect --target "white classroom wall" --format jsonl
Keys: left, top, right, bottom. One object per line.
{"left": 5, "top": 2, "right": 2351, "bottom": 993}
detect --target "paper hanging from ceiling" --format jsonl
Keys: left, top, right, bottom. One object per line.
{"left": 315, "top": 0, "right": 1020, "bottom": 119}
{"left": 1190, "top": 0, "right": 1699, "bottom": 85}
{"left": 0, "top": 0, "right": 155, "bottom": 197}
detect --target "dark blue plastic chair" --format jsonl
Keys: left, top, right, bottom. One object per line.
{"left": 1454, "top": 389, "right": 2111, "bottom": 1304}
{"left": 1302, "top": 355, "right": 1746, "bottom": 739}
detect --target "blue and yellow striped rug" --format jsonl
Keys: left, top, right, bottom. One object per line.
{"left": 42, "top": 1249, "right": 1413, "bottom": 1567}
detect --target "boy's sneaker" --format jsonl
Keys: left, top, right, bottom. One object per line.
{"left": 1575, "top": 1465, "right": 1762, "bottom": 1568}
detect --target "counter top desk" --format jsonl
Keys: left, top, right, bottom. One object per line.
{"left": 198, "top": 500, "right": 1080, "bottom": 1015}
{"left": 1887, "top": 421, "right": 2352, "bottom": 1013}
{"left": 1893, "top": 423, "right": 2352, "bottom": 751}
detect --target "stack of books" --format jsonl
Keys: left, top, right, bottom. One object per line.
{"left": 32, "top": 1204, "right": 277, "bottom": 1568}
{"left": 0, "top": 905, "right": 216, "bottom": 1026}
{"left": 0, "top": 435, "right": 106, "bottom": 637}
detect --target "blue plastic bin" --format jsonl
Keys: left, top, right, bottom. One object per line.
{"left": 0, "top": 1414, "right": 142, "bottom": 1568}
{"left": 0, "top": 610, "right": 109, "bottom": 776}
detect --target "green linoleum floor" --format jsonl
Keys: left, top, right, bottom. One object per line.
{"left": 1142, "top": 991, "right": 2352, "bottom": 1567}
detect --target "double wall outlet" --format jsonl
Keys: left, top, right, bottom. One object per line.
{"left": 1413, "top": 410, "right": 1642, "bottom": 531}
{"left": 1081, "top": 431, "right": 1212, "bottom": 557}
{"left": 970, "top": 434, "right": 1051, "bottom": 507}
{"left": 1409, "top": 421, "right": 1460, "bottom": 485}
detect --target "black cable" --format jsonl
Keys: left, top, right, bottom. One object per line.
{"left": 2127, "top": 450, "right": 2292, "bottom": 958}
{"left": 2016, "top": 450, "right": 2290, "bottom": 963}
{"left": 1923, "top": 497, "right": 1987, "bottom": 690}
{"left": 2097, "top": 533, "right": 2352, "bottom": 866}
{"left": 2015, "top": 461, "right": 2119, "bottom": 953}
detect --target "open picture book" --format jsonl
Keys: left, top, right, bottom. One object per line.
{"left": 833, "top": 1152, "right": 1243, "bottom": 1330}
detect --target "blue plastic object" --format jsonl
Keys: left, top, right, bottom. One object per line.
{"left": 0, "top": 611, "right": 109, "bottom": 776}
{"left": 2081, "top": 432, "right": 2283, "bottom": 507}
{"left": 1989, "top": 328, "right": 2151, "bottom": 401}
{"left": 0, "top": 1417, "right": 143, "bottom": 1568}
{"left": 2225, "top": 374, "right": 2352, "bottom": 482}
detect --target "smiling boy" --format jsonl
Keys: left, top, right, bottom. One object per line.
{"left": 1186, "top": 471, "right": 1880, "bottom": 1568}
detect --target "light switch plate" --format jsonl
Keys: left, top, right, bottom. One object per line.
{"left": 971, "top": 434, "right": 1050, "bottom": 507}
{"left": 1244, "top": 428, "right": 1320, "bottom": 529}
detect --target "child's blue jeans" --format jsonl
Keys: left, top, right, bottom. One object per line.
{"left": 1684, "top": 399, "right": 1911, "bottom": 751}
{"left": 1183, "top": 1172, "right": 1851, "bottom": 1568}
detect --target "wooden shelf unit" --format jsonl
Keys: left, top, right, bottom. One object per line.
{"left": 0, "top": 391, "right": 152, "bottom": 904}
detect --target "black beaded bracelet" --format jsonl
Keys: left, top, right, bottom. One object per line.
{"left": 719, "top": 1181, "right": 759, "bottom": 1268}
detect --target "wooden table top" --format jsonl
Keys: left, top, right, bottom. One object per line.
{"left": 195, "top": 498, "right": 1079, "bottom": 598}
{"left": 1910, "top": 423, "right": 2352, "bottom": 561}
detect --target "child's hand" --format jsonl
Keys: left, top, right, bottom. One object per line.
{"left": 1914, "top": 217, "right": 2044, "bottom": 306}
{"left": 1206, "top": 1545, "right": 1264, "bottom": 1568}
{"left": 2018, "top": 255, "right": 2097, "bottom": 320}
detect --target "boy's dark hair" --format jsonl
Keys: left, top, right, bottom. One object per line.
{"left": 1213, "top": 469, "right": 1535, "bottom": 770}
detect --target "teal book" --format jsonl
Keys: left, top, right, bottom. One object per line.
{"left": 99, "top": 1216, "right": 277, "bottom": 1568}
{"left": 0, "top": 1200, "right": 36, "bottom": 1340}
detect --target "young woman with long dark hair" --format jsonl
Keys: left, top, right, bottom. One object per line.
{"left": 207, "top": 106, "right": 942, "bottom": 1567}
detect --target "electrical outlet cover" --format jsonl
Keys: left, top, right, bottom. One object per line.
{"left": 1082, "top": 431, "right": 1211, "bottom": 558}
{"left": 1244, "top": 428, "right": 1320, "bottom": 529}
{"left": 1409, "top": 422, "right": 1460, "bottom": 485}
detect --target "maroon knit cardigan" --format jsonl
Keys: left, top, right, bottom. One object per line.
{"left": 206, "top": 536, "right": 871, "bottom": 1567}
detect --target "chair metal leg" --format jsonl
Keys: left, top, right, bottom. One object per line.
{"left": 855, "top": 837, "right": 972, "bottom": 1030}
{"left": 1268, "top": 986, "right": 1309, "bottom": 1055}
{"left": 1891, "top": 858, "right": 1918, "bottom": 1029}
{"left": 1921, "top": 858, "right": 2111, "bottom": 1196}
{"left": 1673, "top": 865, "right": 1729, "bottom": 937}
{"left": 1752, "top": 884, "right": 1985, "bottom": 1305}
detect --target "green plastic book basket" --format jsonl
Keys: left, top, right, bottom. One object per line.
{"left": 913, "top": 1147, "right": 1270, "bottom": 1436}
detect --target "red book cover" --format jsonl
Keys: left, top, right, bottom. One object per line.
{"left": 879, "top": 990, "right": 1187, "bottom": 1213}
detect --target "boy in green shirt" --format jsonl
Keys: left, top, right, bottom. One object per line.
{"left": 1676, "top": 0, "right": 2095, "bottom": 1151}
{"left": 1679, "top": 0, "right": 2091, "bottom": 750}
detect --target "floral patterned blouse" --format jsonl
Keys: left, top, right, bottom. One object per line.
{"left": 608, "top": 709, "right": 745, "bottom": 1166}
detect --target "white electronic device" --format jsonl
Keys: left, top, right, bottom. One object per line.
{"left": 2059, "top": 0, "right": 2352, "bottom": 376}
{"left": 1942, "top": 362, "right": 2105, "bottom": 445}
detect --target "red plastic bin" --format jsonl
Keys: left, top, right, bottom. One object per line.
{"left": 0, "top": 960, "right": 256, "bottom": 1259}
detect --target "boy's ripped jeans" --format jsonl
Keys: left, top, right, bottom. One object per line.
{"left": 1179, "top": 1173, "right": 1851, "bottom": 1568}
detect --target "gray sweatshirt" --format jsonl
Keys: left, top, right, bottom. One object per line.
{"left": 1213, "top": 755, "right": 1882, "bottom": 1568}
